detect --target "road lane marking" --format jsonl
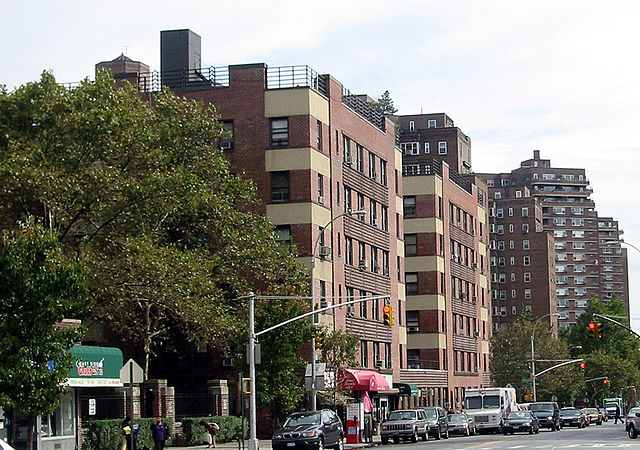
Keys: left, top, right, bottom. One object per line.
{"left": 468, "top": 441, "right": 502, "bottom": 448}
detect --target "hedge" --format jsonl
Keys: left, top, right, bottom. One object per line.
{"left": 180, "top": 416, "right": 248, "bottom": 446}
{"left": 83, "top": 418, "right": 173, "bottom": 450}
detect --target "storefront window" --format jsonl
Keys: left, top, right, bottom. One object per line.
{"left": 41, "top": 393, "right": 74, "bottom": 437}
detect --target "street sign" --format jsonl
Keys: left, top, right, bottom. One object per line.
{"left": 522, "top": 379, "right": 532, "bottom": 383}
{"left": 525, "top": 352, "right": 540, "bottom": 359}
{"left": 246, "top": 343, "right": 261, "bottom": 365}
{"left": 88, "top": 398, "right": 96, "bottom": 415}
{"left": 119, "top": 359, "right": 144, "bottom": 384}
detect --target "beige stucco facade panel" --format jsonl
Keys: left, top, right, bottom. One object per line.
{"left": 406, "top": 294, "right": 446, "bottom": 311}
{"left": 396, "top": 238, "right": 405, "bottom": 258}
{"left": 267, "top": 203, "right": 331, "bottom": 226}
{"left": 397, "top": 282, "right": 406, "bottom": 301}
{"left": 396, "top": 196, "right": 403, "bottom": 216}
{"left": 478, "top": 242, "right": 486, "bottom": 257}
{"left": 403, "top": 176, "right": 442, "bottom": 196}
{"left": 477, "top": 205, "right": 486, "bottom": 224}
{"left": 408, "top": 333, "right": 447, "bottom": 349}
{"left": 481, "top": 307, "right": 488, "bottom": 321}
{"left": 265, "top": 89, "right": 329, "bottom": 124}
{"left": 405, "top": 256, "right": 444, "bottom": 273}
{"left": 478, "top": 275, "right": 487, "bottom": 289}
{"left": 265, "top": 147, "right": 330, "bottom": 177}
{"left": 399, "top": 326, "right": 407, "bottom": 345}
{"left": 395, "top": 148, "right": 403, "bottom": 169}
{"left": 482, "top": 341, "right": 489, "bottom": 353}
{"left": 404, "top": 218, "right": 443, "bottom": 234}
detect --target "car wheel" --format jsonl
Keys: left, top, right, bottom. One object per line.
{"left": 411, "top": 428, "right": 418, "bottom": 443}
{"left": 381, "top": 437, "right": 389, "bottom": 445}
{"left": 393, "top": 437, "right": 400, "bottom": 444}
{"left": 334, "top": 436, "right": 344, "bottom": 450}
{"left": 630, "top": 426, "right": 638, "bottom": 439}
{"left": 465, "top": 426, "right": 470, "bottom": 437}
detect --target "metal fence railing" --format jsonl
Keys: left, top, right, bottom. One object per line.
{"left": 266, "top": 65, "right": 327, "bottom": 95}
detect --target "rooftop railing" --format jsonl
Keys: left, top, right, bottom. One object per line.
{"left": 266, "top": 65, "right": 327, "bottom": 96}
{"left": 341, "top": 86, "right": 386, "bottom": 132}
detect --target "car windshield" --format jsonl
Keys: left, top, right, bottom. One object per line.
{"left": 422, "top": 409, "right": 438, "bottom": 419}
{"left": 605, "top": 403, "right": 617, "bottom": 408}
{"left": 585, "top": 409, "right": 598, "bottom": 414}
{"left": 283, "top": 412, "right": 321, "bottom": 426}
{"left": 560, "top": 410, "right": 580, "bottom": 417}
{"left": 508, "top": 412, "right": 530, "bottom": 419}
{"left": 388, "top": 411, "right": 417, "bottom": 421}
{"left": 448, "top": 414, "right": 466, "bottom": 422}
{"left": 530, "top": 403, "right": 553, "bottom": 412}
{"left": 465, "top": 395, "right": 500, "bottom": 409}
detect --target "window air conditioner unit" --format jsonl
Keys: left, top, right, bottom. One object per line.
{"left": 473, "top": 332, "right": 480, "bottom": 338}
{"left": 374, "top": 360, "right": 383, "bottom": 368}
{"left": 407, "top": 326, "right": 419, "bottom": 332}
{"left": 371, "top": 172, "right": 378, "bottom": 179}
{"left": 460, "top": 293, "right": 467, "bottom": 300}
{"left": 222, "top": 357, "right": 235, "bottom": 367}
{"left": 372, "top": 219, "right": 378, "bottom": 226}
{"left": 472, "top": 262, "right": 478, "bottom": 269}
{"left": 319, "top": 246, "right": 332, "bottom": 257}
{"left": 346, "top": 156, "right": 356, "bottom": 165}
{"left": 472, "top": 296, "right": 478, "bottom": 303}
{"left": 358, "top": 260, "right": 368, "bottom": 271}
{"left": 318, "top": 196, "right": 324, "bottom": 204}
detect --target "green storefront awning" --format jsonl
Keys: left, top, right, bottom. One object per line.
{"left": 393, "top": 383, "right": 420, "bottom": 397}
{"left": 66, "top": 345, "right": 124, "bottom": 387}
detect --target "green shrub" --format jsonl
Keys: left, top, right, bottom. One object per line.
{"left": 83, "top": 418, "right": 173, "bottom": 450}
{"left": 180, "top": 416, "right": 248, "bottom": 446}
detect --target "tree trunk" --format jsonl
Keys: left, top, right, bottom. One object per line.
{"left": 143, "top": 302, "right": 152, "bottom": 378}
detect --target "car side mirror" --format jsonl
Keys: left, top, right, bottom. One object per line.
{"left": 635, "top": 412, "right": 640, "bottom": 418}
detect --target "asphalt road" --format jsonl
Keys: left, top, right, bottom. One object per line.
{"left": 377, "top": 421, "right": 634, "bottom": 449}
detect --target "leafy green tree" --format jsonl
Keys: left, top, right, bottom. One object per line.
{"left": 0, "top": 220, "right": 87, "bottom": 446}
{"left": 0, "top": 71, "right": 310, "bottom": 380}
{"left": 372, "top": 91, "right": 398, "bottom": 115}
{"left": 561, "top": 298, "right": 640, "bottom": 406}
{"left": 319, "top": 329, "right": 360, "bottom": 408}
{"left": 490, "top": 319, "right": 583, "bottom": 404}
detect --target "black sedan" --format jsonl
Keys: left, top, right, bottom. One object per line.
{"left": 560, "top": 409, "right": 587, "bottom": 428}
{"left": 272, "top": 410, "right": 344, "bottom": 450}
{"left": 502, "top": 411, "right": 540, "bottom": 435}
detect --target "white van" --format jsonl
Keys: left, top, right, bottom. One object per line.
{"left": 463, "top": 387, "right": 518, "bottom": 433}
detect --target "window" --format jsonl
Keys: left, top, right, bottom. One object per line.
{"left": 404, "top": 196, "right": 416, "bottom": 217}
{"left": 271, "top": 171, "right": 290, "bottom": 201}
{"left": 438, "top": 141, "right": 447, "bottom": 155}
{"left": 424, "top": 142, "right": 430, "bottom": 154}
{"left": 360, "top": 290, "right": 368, "bottom": 317}
{"left": 496, "top": 208, "right": 504, "bottom": 218}
{"left": 344, "top": 186, "right": 352, "bottom": 211}
{"left": 407, "top": 311, "right": 419, "bottom": 332}
{"left": 316, "top": 120, "right": 323, "bottom": 149}
{"left": 369, "top": 199, "right": 377, "bottom": 226}
{"left": 523, "top": 240, "right": 530, "bottom": 250}
{"left": 512, "top": 289, "right": 517, "bottom": 299}
{"left": 380, "top": 160, "right": 388, "bottom": 186}
{"left": 428, "top": 119, "right": 437, "bottom": 128}
{"left": 494, "top": 192, "right": 502, "bottom": 199}
{"left": 524, "top": 289, "right": 532, "bottom": 299}
{"left": 275, "top": 225, "right": 291, "bottom": 248}
{"left": 405, "top": 234, "right": 418, "bottom": 256}
{"left": 406, "top": 273, "right": 418, "bottom": 294}
{"left": 357, "top": 193, "right": 365, "bottom": 217}
{"left": 356, "top": 145, "right": 364, "bottom": 172}
{"left": 515, "top": 190, "right": 522, "bottom": 198}
{"left": 556, "top": 264, "right": 567, "bottom": 273}
{"left": 369, "top": 152, "right": 377, "bottom": 178}
{"left": 487, "top": 179, "right": 495, "bottom": 187}
{"left": 360, "top": 340, "right": 368, "bottom": 367}
{"left": 345, "top": 237, "right": 353, "bottom": 265}
{"left": 381, "top": 206, "right": 388, "bottom": 231}
{"left": 270, "top": 118, "right": 289, "bottom": 147}
{"left": 558, "top": 299, "right": 568, "bottom": 307}
{"left": 317, "top": 173, "right": 324, "bottom": 203}
{"left": 40, "top": 394, "right": 74, "bottom": 437}
{"left": 343, "top": 135, "right": 351, "bottom": 160}
{"left": 553, "top": 207, "right": 566, "bottom": 214}
{"left": 382, "top": 250, "right": 389, "bottom": 276}
{"left": 512, "top": 306, "right": 517, "bottom": 315}
{"left": 573, "top": 242, "right": 585, "bottom": 249}
{"left": 573, "top": 230, "right": 584, "bottom": 238}
{"left": 522, "top": 223, "right": 529, "bottom": 233}
{"left": 501, "top": 179, "right": 509, "bottom": 187}
{"left": 554, "top": 230, "right": 567, "bottom": 238}
{"left": 510, "top": 256, "right": 515, "bottom": 266}
{"left": 401, "top": 142, "right": 419, "bottom": 155}
{"left": 408, "top": 120, "right": 415, "bottom": 131}
{"left": 497, "top": 225, "right": 504, "bottom": 235}
{"left": 497, "top": 241, "right": 505, "bottom": 251}
{"left": 543, "top": 173, "right": 556, "bottom": 180}
{"left": 572, "top": 218, "right": 585, "bottom": 226}
{"left": 509, "top": 240, "right": 514, "bottom": 249}
{"left": 220, "top": 120, "right": 234, "bottom": 150}
{"left": 521, "top": 207, "right": 529, "bottom": 217}
{"left": 509, "top": 224, "right": 514, "bottom": 233}
{"left": 575, "top": 265, "right": 586, "bottom": 273}
{"left": 523, "top": 256, "right": 530, "bottom": 266}
{"left": 555, "top": 218, "right": 566, "bottom": 226}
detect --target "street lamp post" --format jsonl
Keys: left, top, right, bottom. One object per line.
{"left": 531, "top": 313, "right": 560, "bottom": 402}
{"left": 309, "top": 209, "right": 366, "bottom": 411}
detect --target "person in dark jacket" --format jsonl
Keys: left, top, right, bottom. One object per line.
{"left": 615, "top": 405, "right": 622, "bottom": 424}
{"left": 151, "top": 417, "right": 169, "bottom": 450}
{"left": 121, "top": 417, "right": 133, "bottom": 450}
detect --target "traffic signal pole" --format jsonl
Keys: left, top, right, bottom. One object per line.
{"left": 592, "top": 313, "right": 640, "bottom": 340}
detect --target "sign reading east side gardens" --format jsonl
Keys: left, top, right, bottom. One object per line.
{"left": 66, "top": 345, "right": 124, "bottom": 387}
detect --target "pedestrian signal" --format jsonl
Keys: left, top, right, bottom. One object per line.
{"left": 383, "top": 305, "right": 392, "bottom": 326}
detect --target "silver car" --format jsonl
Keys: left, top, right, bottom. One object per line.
{"left": 380, "top": 409, "right": 429, "bottom": 444}
{"left": 447, "top": 413, "right": 477, "bottom": 436}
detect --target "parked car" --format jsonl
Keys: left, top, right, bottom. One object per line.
{"left": 0, "top": 438, "right": 17, "bottom": 450}
{"left": 448, "top": 413, "right": 477, "bottom": 436}
{"left": 529, "top": 402, "right": 561, "bottom": 431}
{"left": 502, "top": 411, "right": 540, "bottom": 435}
{"left": 380, "top": 409, "right": 429, "bottom": 444}
{"left": 625, "top": 407, "right": 640, "bottom": 438}
{"left": 582, "top": 407, "right": 604, "bottom": 425}
{"left": 560, "top": 408, "right": 586, "bottom": 428}
{"left": 421, "top": 406, "right": 449, "bottom": 439}
{"left": 272, "top": 410, "right": 344, "bottom": 450}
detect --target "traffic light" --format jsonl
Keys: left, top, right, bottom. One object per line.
{"left": 383, "top": 305, "right": 392, "bottom": 326}
{"left": 315, "top": 330, "right": 324, "bottom": 350}
{"left": 579, "top": 362, "right": 586, "bottom": 371}
{"left": 588, "top": 322, "right": 602, "bottom": 338}
{"left": 603, "top": 379, "right": 610, "bottom": 386}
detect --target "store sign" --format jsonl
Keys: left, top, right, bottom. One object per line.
{"left": 66, "top": 346, "right": 124, "bottom": 387}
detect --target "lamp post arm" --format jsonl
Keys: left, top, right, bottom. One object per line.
{"left": 535, "top": 359, "right": 584, "bottom": 378}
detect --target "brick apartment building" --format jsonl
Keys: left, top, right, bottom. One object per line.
{"left": 99, "top": 29, "right": 408, "bottom": 419}
{"left": 480, "top": 150, "right": 629, "bottom": 329}
{"left": 395, "top": 114, "right": 492, "bottom": 410}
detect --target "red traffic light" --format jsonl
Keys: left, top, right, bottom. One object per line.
{"left": 382, "top": 305, "right": 391, "bottom": 314}
{"left": 588, "top": 322, "right": 596, "bottom": 330}
{"left": 579, "top": 362, "right": 586, "bottom": 369}
{"left": 604, "top": 379, "right": 610, "bottom": 385}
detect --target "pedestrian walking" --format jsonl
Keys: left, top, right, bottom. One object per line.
{"left": 200, "top": 420, "right": 220, "bottom": 448}
{"left": 121, "top": 417, "right": 133, "bottom": 450}
{"left": 615, "top": 405, "right": 622, "bottom": 424}
{"left": 151, "top": 417, "right": 170, "bottom": 450}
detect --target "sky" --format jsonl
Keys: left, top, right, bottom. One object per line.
{"left": 2, "top": 0, "right": 639, "bottom": 330}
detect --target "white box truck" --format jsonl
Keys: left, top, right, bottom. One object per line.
{"left": 463, "top": 387, "right": 518, "bottom": 433}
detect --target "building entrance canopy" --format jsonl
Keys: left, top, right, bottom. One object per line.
{"left": 338, "top": 369, "right": 390, "bottom": 392}
{"left": 66, "top": 345, "right": 124, "bottom": 387}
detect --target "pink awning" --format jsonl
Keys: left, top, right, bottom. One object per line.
{"left": 338, "top": 369, "right": 390, "bottom": 392}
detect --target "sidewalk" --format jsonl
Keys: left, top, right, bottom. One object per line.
{"left": 180, "top": 437, "right": 380, "bottom": 450}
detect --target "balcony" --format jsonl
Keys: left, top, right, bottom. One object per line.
{"left": 407, "top": 359, "right": 440, "bottom": 370}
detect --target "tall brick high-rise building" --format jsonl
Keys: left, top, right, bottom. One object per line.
{"left": 480, "top": 150, "right": 629, "bottom": 329}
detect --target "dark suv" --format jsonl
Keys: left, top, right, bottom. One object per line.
{"left": 422, "top": 407, "right": 449, "bottom": 439}
{"left": 529, "top": 402, "right": 561, "bottom": 431}
{"left": 272, "top": 410, "right": 344, "bottom": 450}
